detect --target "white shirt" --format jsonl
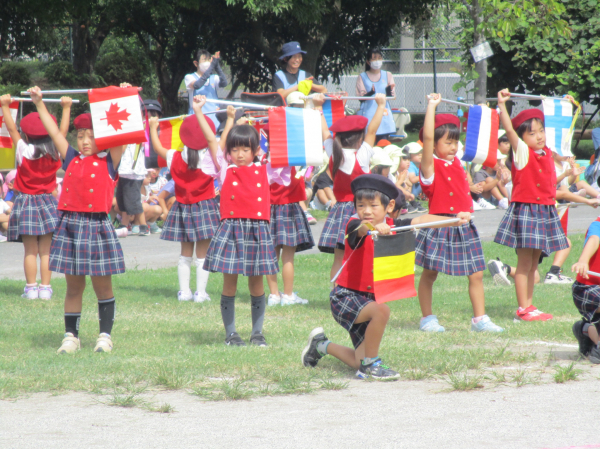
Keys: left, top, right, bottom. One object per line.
{"left": 323, "top": 139, "right": 374, "bottom": 174}
{"left": 118, "top": 143, "right": 147, "bottom": 179}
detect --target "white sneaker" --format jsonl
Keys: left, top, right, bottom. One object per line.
{"left": 487, "top": 259, "right": 511, "bottom": 286}
{"left": 193, "top": 291, "right": 211, "bottom": 303}
{"left": 267, "top": 293, "right": 281, "bottom": 306}
{"left": 178, "top": 290, "right": 193, "bottom": 301}
{"left": 38, "top": 286, "right": 53, "bottom": 300}
{"left": 498, "top": 198, "right": 509, "bottom": 209}
{"left": 471, "top": 315, "right": 504, "bottom": 332}
{"left": 292, "top": 292, "right": 309, "bottom": 304}
{"left": 0, "top": 234, "right": 7, "bottom": 243}
{"left": 420, "top": 315, "right": 445, "bottom": 332}
{"left": 22, "top": 285, "right": 38, "bottom": 300}
{"left": 544, "top": 272, "right": 574, "bottom": 284}
{"left": 94, "top": 333, "right": 113, "bottom": 353}
{"left": 115, "top": 227, "right": 128, "bottom": 238}
{"left": 472, "top": 199, "right": 482, "bottom": 211}
{"left": 477, "top": 198, "right": 496, "bottom": 210}
{"left": 57, "top": 332, "right": 80, "bottom": 354}
{"left": 280, "top": 293, "right": 296, "bottom": 306}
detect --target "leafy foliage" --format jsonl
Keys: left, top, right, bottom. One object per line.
{"left": 0, "top": 62, "right": 31, "bottom": 86}
{"left": 44, "top": 61, "right": 80, "bottom": 88}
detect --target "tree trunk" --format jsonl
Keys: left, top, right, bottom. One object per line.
{"left": 71, "top": 19, "right": 109, "bottom": 77}
{"left": 471, "top": 1, "right": 487, "bottom": 104}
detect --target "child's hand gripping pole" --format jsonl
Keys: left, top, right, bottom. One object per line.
{"left": 11, "top": 97, "right": 80, "bottom": 103}
{"left": 367, "top": 218, "right": 462, "bottom": 236}
{"left": 426, "top": 95, "right": 472, "bottom": 108}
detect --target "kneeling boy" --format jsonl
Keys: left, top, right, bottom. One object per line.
{"left": 301, "top": 174, "right": 470, "bottom": 380}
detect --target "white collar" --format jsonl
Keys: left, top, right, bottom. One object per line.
{"left": 433, "top": 154, "right": 455, "bottom": 163}
{"left": 79, "top": 151, "right": 107, "bottom": 160}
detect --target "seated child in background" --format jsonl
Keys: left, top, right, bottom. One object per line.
{"left": 301, "top": 174, "right": 471, "bottom": 380}
{"left": 157, "top": 178, "right": 176, "bottom": 222}
{"left": 140, "top": 172, "right": 164, "bottom": 234}
{"left": 310, "top": 166, "right": 336, "bottom": 211}
{"left": 571, "top": 217, "right": 600, "bottom": 364}
{"left": 394, "top": 146, "right": 415, "bottom": 213}
{"left": 2, "top": 169, "right": 16, "bottom": 207}
{"left": 405, "top": 142, "right": 426, "bottom": 213}
{"left": 370, "top": 148, "right": 394, "bottom": 178}
{"left": 471, "top": 155, "right": 510, "bottom": 210}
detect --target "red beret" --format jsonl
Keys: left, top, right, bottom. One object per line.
{"left": 419, "top": 113, "right": 460, "bottom": 141}
{"left": 20, "top": 112, "right": 57, "bottom": 139}
{"left": 73, "top": 113, "right": 93, "bottom": 130}
{"left": 180, "top": 114, "right": 215, "bottom": 150}
{"left": 329, "top": 115, "right": 368, "bottom": 133}
{"left": 511, "top": 108, "right": 544, "bottom": 130}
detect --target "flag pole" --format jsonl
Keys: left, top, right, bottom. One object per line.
{"left": 565, "top": 202, "right": 599, "bottom": 207}
{"left": 203, "top": 98, "right": 273, "bottom": 109}
{"left": 506, "top": 93, "right": 564, "bottom": 101}
{"left": 302, "top": 94, "right": 394, "bottom": 101}
{"left": 368, "top": 218, "right": 461, "bottom": 235}
{"left": 12, "top": 97, "right": 80, "bottom": 104}
{"left": 20, "top": 87, "right": 143, "bottom": 95}
{"left": 587, "top": 271, "right": 600, "bottom": 277}
{"left": 157, "top": 107, "right": 245, "bottom": 122}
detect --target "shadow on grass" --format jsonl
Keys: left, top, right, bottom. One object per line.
{"left": 177, "top": 329, "right": 224, "bottom": 346}
{"left": 1, "top": 284, "right": 26, "bottom": 297}
{"left": 130, "top": 285, "right": 176, "bottom": 300}
{"left": 30, "top": 332, "right": 61, "bottom": 349}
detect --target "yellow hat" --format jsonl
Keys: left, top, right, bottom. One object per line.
{"left": 297, "top": 79, "right": 313, "bottom": 96}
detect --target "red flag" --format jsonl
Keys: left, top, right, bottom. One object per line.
{"left": 0, "top": 101, "right": 18, "bottom": 169}
{"left": 89, "top": 86, "right": 146, "bottom": 151}
{"left": 557, "top": 204, "right": 569, "bottom": 235}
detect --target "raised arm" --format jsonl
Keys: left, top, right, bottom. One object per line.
{"left": 421, "top": 93, "right": 441, "bottom": 179}
{"left": 572, "top": 234, "right": 600, "bottom": 279}
{"left": 0, "top": 95, "right": 21, "bottom": 146}
{"left": 29, "top": 87, "right": 69, "bottom": 159}
{"left": 497, "top": 89, "right": 519, "bottom": 151}
{"left": 193, "top": 95, "right": 220, "bottom": 170}
{"left": 148, "top": 116, "right": 169, "bottom": 160}
{"left": 219, "top": 105, "right": 238, "bottom": 153}
{"left": 364, "top": 93, "right": 386, "bottom": 147}
{"left": 59, "top": 97, "right": 73, "bottom": 137}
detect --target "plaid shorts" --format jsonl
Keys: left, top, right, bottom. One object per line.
{"left": 318, "top": 201, "right": 355, "bottom": 253}
{"left": 160, "top": 198, "right": 220, "bottom": 242}
{"left": 572, "top": 281, "right": 600, "bottom": 323}
{"left": 7, "top": 193, "right": 59, "bottom": 242}
{"left": 50, "top": 211, "right": 125, "bottom": 276}
{"left": 330, "top": 285, "right": 374, "bottom": 349}
{"left": 494, "top": 202, "right": 569, "bottom": 254}
{"left": 415, "top": 217, "right": 485, "bottom": 276}
{"left": 203, "top": 218, "right": 278, "bottom": 276}
{"left": 270, "top": 203, "right": 314, "bottom": 252}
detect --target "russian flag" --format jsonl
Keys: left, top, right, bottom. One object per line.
{"left": 463, "top": 105, "right": 499, "bottom": 167}
{"left": 268, "top": 107, "right": 323, "bottom": 168}
{"left": 322, "top": 96, "right": 345, "bottom": 128}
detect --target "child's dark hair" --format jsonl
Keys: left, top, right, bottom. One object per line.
{"left": 393, "top": 191, "right": 406, "bottom": 212}
{"left": 433, "top": 124, "right": 460, "bottom": 143}
{"left": 498, "top": 133, "right": 510, "bottom": 145}
{"left": 23, "top": 135, "right": 59, "bottom": 161}
{"left": 353, "top": 188, "right": 391, "bottom": 209}
{"left": 371, "top": 165, "right": 388, "bottom": 175}
{"left": 195, "top": 49, "right": 210, "bottom": 62}
{"left": 331, "top": 131, "right": 364, "bottom": 177}
{"left": 225, "top": 124, "right": 259, "bottom": 156}
{"left": 515, "top": 117, "right": 544, "bottom": 140}
{"left": 187, "top": 150, "right": 200, "bottom": 170}
{"left": 365, "top": 48, "right": 383, "bottom": 71}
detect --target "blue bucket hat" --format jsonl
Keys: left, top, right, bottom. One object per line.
{"left": 279, "top": 41, "right": 307, "bottom": 60}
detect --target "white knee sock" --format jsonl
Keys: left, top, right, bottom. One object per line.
{"left": 195, "top": 258, "right": 210, "bottom": 295}
{"left": 178, "top": 256, "right": 192, "bottom": 293}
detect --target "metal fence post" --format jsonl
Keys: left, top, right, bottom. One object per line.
{"left": 432, "top": 48, "right": 437, "bottom": 93}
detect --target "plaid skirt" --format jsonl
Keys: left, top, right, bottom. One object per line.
{"left": 318, "top": 201, "right": 355, "bottom": 253}
{"left": 494, "top": 202, "right": 569, "bottom": 254}
{"left": 330, "top": 285, "right": 374, "bottom": 349}
{"left": 270, "top": 203, "right": 314, "bottom": 252}
{"left": 572, "top": 281, "right": 600, "bottom": 323}
{"left": 160, "top": 198, "right": 220, "bottom": 242}
{"left": 7, "top": 193, "right": 59, "bottom": 242}
{"left": 203, "top": 218, "right": 278, "bottom": 276}
{"left": 50, "top": 211, "right": 125, "bottom": 276}
{"left": 415, "top": 217, "right": 485, "bottom": 276}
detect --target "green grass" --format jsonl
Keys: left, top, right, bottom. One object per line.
{"left": 0, "top": 235, "right": 590, "bottom": 404}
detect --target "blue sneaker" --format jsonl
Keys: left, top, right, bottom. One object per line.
{"left": 130, "top": 225, "right": 140, "bottom": 235}
{"left": 471, "top": 315, "right": 504, "bottom": 332}
{"left": 420, "top": 315, "right": 445, "bottom": 332}
{"left": 356, "top": 358, "right": 400, "bottom": 380}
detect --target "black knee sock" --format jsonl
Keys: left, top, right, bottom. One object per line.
{"left": 251, "top": 294, "right": 266, "bottom": 335}
{"left": 549, "top": 265, "right": 561, "bottom": 275}
{"left": 221, "top": 295, "right": 236, "bottom": 336}
{"left": 98, "top": 297, "right": 115, "bottom": 335}
{"left": 65, "top": 313, "right": 81, "bottom": 337}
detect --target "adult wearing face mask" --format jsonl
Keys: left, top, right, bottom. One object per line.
{"left": 272, "top": 41, "right": 327, "bottom": 100}
{"left": 184, "top": 49, "right": 228, "bottom": 128}
{"left": 356, "top": 48, "right": 396, "bottom": 141}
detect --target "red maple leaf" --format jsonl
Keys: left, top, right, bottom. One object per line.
{"left": 101, "top": 102, "right": 131, "bottom": 131}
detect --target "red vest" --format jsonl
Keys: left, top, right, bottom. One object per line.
{"left": 14, "top": 156, "right": 61, "bottom": 195}
{"left": 577, "top": 218, "right": 600, "bottom": 286}
{"left": 421, "top": 157, "right": 473, "bottom": 214}
{"left": 332, "top": 156, "right": 369, "bottom": 202}
{"left": 511, "top": 147, "right": 556, "bottom": 205}
{"left": 170, "top": 151, "right": 215, "bottom": 204}
{"left": 270, "top": 167, "right": 306, "bottom": 205}
{"left": 220, "top": 163, "right": 270, "bottom": 221}
{"left": 336, "top": 217, "right": 394, "bottom": 293}
{"left": 59, "top": 153, "right": 116, "bottom": 213}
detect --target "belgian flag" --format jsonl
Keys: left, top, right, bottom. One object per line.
{"left": 373, "top": 231, "right": 417, "bottom": 303}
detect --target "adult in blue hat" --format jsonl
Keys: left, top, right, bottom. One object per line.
{"left": 272, "top": 41, "right": 327, "bottom": 100}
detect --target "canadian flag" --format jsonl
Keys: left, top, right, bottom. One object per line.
{"left": 88, "top": 86, "right": 146, "bottom": 151}
{"left": 0, "top": 101, "right": 19, "bottom": 149}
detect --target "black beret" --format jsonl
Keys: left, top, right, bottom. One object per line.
{"left": 351, "top": 174, "right": 399, "bottom": 202}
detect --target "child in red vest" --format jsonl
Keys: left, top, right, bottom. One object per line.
{"left": 494, "top": 89, "right": 569, "bottom": 321}
{"left": 302, "top": 174, "right": 471, "bottom": 379}
{"left": 571, "top": 218, "right": 600, "bottom": 363}
{"left": 202, "top": 117, "right": 278, "bottom": 347}
{"left": 30, "top": 86, "right": 126, "bottom": 354}
{"left": 417, "top": 93, "right": 503, "bottom": 333}
{"left": 316, "top": 94, "right": 387, "bottom": 282}
{"left": 2, "top": 95, "right": 72, "bottom": 300}
{"left": 148, "top": 96, "right": 220, "bottom": 303}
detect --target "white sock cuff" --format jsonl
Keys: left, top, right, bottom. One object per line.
{"left": 195, "top": 258, "right": 205, "bottom": 267}
{"left": 178, "top": 256, "right": 192, "bottom": 267}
